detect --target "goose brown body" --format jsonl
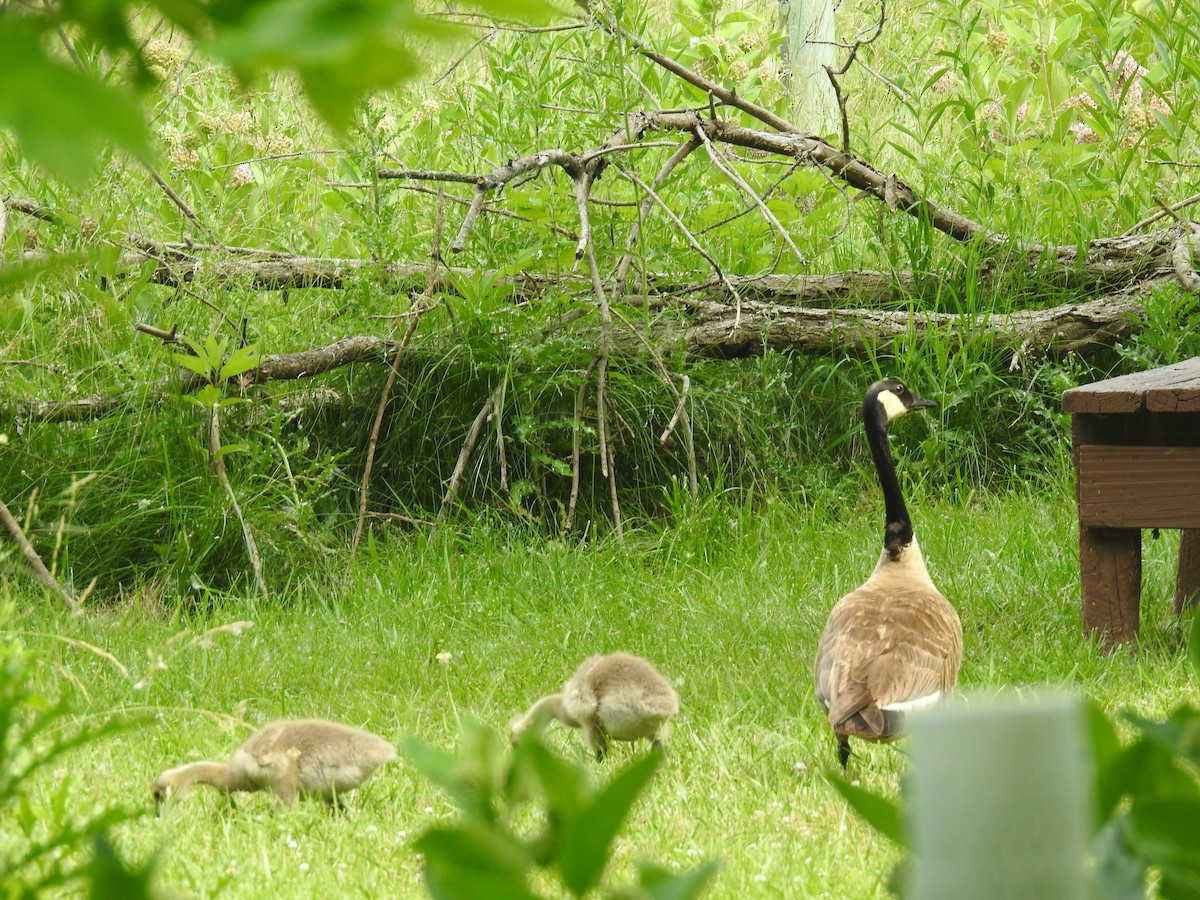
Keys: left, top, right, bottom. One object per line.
{"left": 152, "top": 718, "right": 396, "bottom": 809}
{"left": 813, "top": 380, "right": 963, "bottom": 767}
{"left": 511, "top": 652, "right": 679, "bottom": 760}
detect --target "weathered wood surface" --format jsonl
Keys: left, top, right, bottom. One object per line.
{"left": 1079, "top": 526, "right": 1142, "bottom": 647}
{"left": 1176, "top": 530, "right": 1200, "bottom": 615}
{"left": 1062, "top": 356, "right": 1200, "bottom": 414}
{"left": 1076, "top": 446, "right": 1200, "bottom": 529}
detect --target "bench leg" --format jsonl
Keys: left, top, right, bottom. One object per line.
{"left": 1080, "top": 526, "right": 1141, "bottom": 648}
{"left": 1175, "top": 529, "right": 1200, "bottom": 616}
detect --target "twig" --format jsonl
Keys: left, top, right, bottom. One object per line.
{"left": 580, "top": 140, "right": 680, "bottom": 164}
{"left": 135, "top": 322, "right": 182, "bottom": 345}
{"left": 616, "top": 166, "right": 744, "bottom": 313}
{"left": 352, "top": 191, "right": 446, "bottom": 552}
{"left": 564, "top": 357, "right": 601, "bottom": 535}
{"left": 0, "top": 198, "right": 8, "bottom": 248}
{"left": 693, "top": 124, "right": 809, "bottom": 268}
{"left": 0, "top": 496, "right": 78, "bottom": 610}
{"left": 434, "top": 27, "right": 496, "bottom": 85}
{"left": 365, "top": 511, "right": 438, "bottom": 527}
{"left": 578, "top": 0, "right": 800, "bottom": 134}
{"left": 208, "top": 397, "right": 268, "bottom": 601}
{"left": 596, "top": 356, "right": 610, "bottom": 478}
{"left": 437, "top": 387, "right": 500, "bottom": 524}
{"left": 823, "top": 0, "right": 887, "bottom": 155}
{"left": 615, "top": 138, "right": 701, "bottom": 286}
{"left": 494, "top": 372, "right": 509, "bottom": 492}
{"left": 146, "top": 166, "right": 201, "bottom": 224}
{"left": 610, "top": 307, "right": 699, "bottom": 500}
{"left": 1122, "top": 191, "right": 1200, "bottom": 237}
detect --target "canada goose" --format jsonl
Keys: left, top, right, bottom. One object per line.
{"left": 152, "top": 718, "right": 396, "bottom": 811}
{"left": 813, "top": 380, "right": 963, "bottom": 768}
{"left": 510, "top": 652, "right": 679, "bottom": 761}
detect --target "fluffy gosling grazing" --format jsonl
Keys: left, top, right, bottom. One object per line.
{"left": 814, "top": 380, "right": 963, "bottom": 768}
{"left": 152, "top": 718, "right": 396, "bottom": 811}
{"left": 511, "top": 652, "right": 679, "bottom": 761}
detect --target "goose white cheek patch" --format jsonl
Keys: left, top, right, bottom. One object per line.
{"left": 878, "top": 389, "right": 909, "bottom": 421}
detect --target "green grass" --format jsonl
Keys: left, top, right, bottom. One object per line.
{"left": 4, "top": 486, "right": 1195, "bottom": 898}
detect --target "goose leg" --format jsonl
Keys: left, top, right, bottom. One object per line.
{"left": 837, "top": 736, "right": 852, "bottom": 769}
{"left": 584, "top": 722, "right": 608, "bottom": 762}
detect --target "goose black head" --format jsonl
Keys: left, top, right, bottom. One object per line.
{"left": 865, "top": 379, "right": 937, "bottom": 423}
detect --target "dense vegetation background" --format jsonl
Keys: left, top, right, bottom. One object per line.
{"left": 2, "top": 0, "right": 1199, "bottom": 896}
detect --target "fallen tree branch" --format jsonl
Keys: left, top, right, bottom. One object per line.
{"left": 0, "top": 276, "right": 1173, "bottom": 424}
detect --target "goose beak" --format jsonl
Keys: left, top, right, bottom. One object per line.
{"left": 911, "top": 395, "right": 937, "bottom": 411}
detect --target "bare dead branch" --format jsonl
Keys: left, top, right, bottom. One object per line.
{"left": 578, "top": 0, "right": 800, "bottom": 134}
{"left": 207, "top": 396, "right": 268, "bottom": 601}
{"left": 353, "top": 191, "right": 446, "bottom": 552}
{"left": 615, "top": 138, "right": 701, "bottom": 286}
{"left": 1122, "top": 191, "right": 1200, "bottom": 236}
{"left": 3, "top": 197, "right": 61, "bottom": 223}
{"left": 615, "top": 166, "right": 745, "bottom": 324}
{"left": 565, "top": 357, "right": 600, "bottom": 535}
{"left": 437, "top": 382, "right": 505, "bottom": 524}
{"left": 0, "top": 495, "right": 78, "bottom": 610}
{"left": 494, "top": 372, "right": 509, "bottom": 492}
{"left": 823, "top": 0, "right": 887, "bottom": 154}
{"left": 1172, "top": 229, "right": 1200, "bottom": 294}
{"left": 693, "top": 124, "right": 809, "bottom": 268}
{"left": 378, "top": 167, "right": 486, "bottom": 185}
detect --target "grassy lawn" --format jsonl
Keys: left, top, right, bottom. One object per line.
{"left": 5, "top": 487, "right": 1196, "bottom": 898}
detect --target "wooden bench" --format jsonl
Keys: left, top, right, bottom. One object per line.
{"left": 1062, "top": 357, "right": 1200, "bottom": 648}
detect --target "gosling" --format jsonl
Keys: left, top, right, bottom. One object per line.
{"left": 510, "top": 652, "right": 679, "bottom": 761}
{"left": 152, "top": 718, "right": 396, "bottom": 811}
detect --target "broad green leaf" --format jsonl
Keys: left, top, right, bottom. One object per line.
{"left": 522, "top": 739, "right": 586, "bottom": 819}
{"left": 194, "top": 385, "right": 222, "bottom": 407}
{"left": 404, "top": 736, "right": 493, "bottom": 822}
{"left": 0, "top": 21, "right": 151, "bottom": 184}
{"left": 1124, "top": 708, "right": 1200, "bottom": 777}
{"left": 414, "top": 824, "right": 533, "bottom": 881}
{"left": 1128, "top": 798, "right": 1200, "bottom": 868}
{"left": 173, "top": 353, "right": 215, "bottom": 379}
{"left": 214, "top": 444, "right": 247, "bottom": 459}
{"left": 422, "top": 857, "right": 544, "bottom": 900}
{"left": 826, "top": 773, "right": 906, "bottom": 846}
{"left": 219, "top": 346, "right": 262, "bottom": 381}
{"left": 559, "top": 752, "right": 660, "bottom": 897}
{"left": 1086, "top": 699, "right": 1126, "bottom": 825}
{"left": 207, "top": 0, "right": 429, "bottom": 129}
{"left": 637, "top": 860, "right": 721, "bottom": 900}
{"left": 1090, "top": 816, "right": 1149, "bottom": 900}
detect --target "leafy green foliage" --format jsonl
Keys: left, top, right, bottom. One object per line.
{"left": 0, "top": 20, "right": 151, "bottom": 184}
{"left": 408, "top": 722, "right": 718, "bottom": 899}
{"left": 0, "top": 630, "right": 151, "bottom": 895}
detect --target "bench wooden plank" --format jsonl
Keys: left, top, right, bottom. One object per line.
{"left": 1062, "top": 357, "right": 1200, "bottom": 414}
{"left": 1077, "top": 445, "right": 1200, "bottom": 528}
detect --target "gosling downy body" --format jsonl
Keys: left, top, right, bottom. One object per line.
{"left": 813, "top": 380, "right": 963, "bottom": 768}
{"left": 511, "top": 652, "right": 679, "bottom": 761}
{"left": 152, "top": 718, "right": 396, "bottom": 810}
